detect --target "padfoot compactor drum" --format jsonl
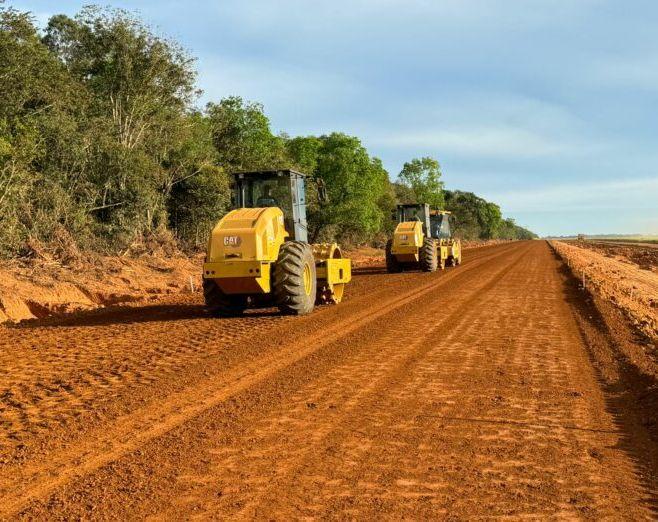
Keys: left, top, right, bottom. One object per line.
{"left": 202, "top": 170, "right": 351, "bottom": 316}
{"left": 386, "top": 203, "right": 462, "bottom": 273}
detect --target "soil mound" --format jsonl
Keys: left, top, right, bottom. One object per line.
{"left": 0, "top": 254, "right": 201, "bottom": 323}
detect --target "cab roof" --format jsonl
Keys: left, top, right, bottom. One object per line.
{"left": 233, "top": 169, "right": 306, "bottom": 178}
{"left": 396, "top": 203, "right": 451, "bottom": 215}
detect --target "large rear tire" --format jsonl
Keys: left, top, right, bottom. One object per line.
{"left": 273, "top": 241, "right": 317, "bottom": 315}
{"left": 385, "top": 239, "right": 402, "bottom": 273}
{"left": 203, "top": 278, "right": 248, "bottom": 317}
{"left": 419, "top": 238, "right": 438, "bottom": 272}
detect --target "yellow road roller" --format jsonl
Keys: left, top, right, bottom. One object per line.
{"left": 202, "top": 169, "right": 351, "bottom": 316}
{"left": 386, "top": 204, "right": 462, "bottom": 273}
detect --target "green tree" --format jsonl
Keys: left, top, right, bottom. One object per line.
{"left": 516, "top": 226, "right": 537, "bottom": 240}
{"left": 398, "top": 157, "right": 444, "bottom": 207}
{"left": 42, "top": 6, "right": 201, "bottom": 248}
{"left": 287, "top": 133, "right": 391, "bottom": 242}
{"left": 496, "top": 218, "right": 517, "bottom": 240}
{"left": 374, "top": 160, "right": 398, "bottom": 236}
{"left": 0, "top": 4, "right": 88, "bottom": 255}
{"left": 493, "top": 218, "right": 537, "bottom": 240}
{"left": 0, "top": 3, "right": 535, "bottom": 258}
{"left": 480, "top": 201, "right": 503, "bottom": 239}
{"left": 44, "top": 6, "right": 197, "bottom": 144}
{"left": 286, "top": 135, "right": 322, "bottom": 174}
{"left": 168, "top": 163, "right": 230, "bottom": 248}
{"left": 444, "top": 190, "right": 502, "bottom": 239}
{"left": 206, "top": 96, "right": 288, "bottom": 171}
{"left": 392, "top": 182, "right": 416, "bottom": 205}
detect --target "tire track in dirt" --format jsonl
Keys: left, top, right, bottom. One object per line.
{"left": 150, "top": 241, "right": 651, "bottom": 520}
{"left": 0, "top": 243, "right": 521, "bottom": 518}
{"left": 0, "top": 242, "right": 518, "bottom": 462}
{"left": 193, "top": 240, "right": 532, "bottom": 519}
{"left": 289, "top": 242, "right": 647, "bottom": 518}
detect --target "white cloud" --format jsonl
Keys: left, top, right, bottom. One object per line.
{"left": 590, "top": 56, "right": 658, "bottom": 91}
{"left": 211, "top": 0, "right": 602, "bottom": 38}
{"left": 347, "top": 92, "right": 601, "bottom": 164}
{"left": 196, "top": 54, "right": 364, "bottom": 132}
{"left": 368, "top": 125, "right": 577, "bottom": 159}
{"left": 486, "top": 177, "right": 658, "bottom": 213}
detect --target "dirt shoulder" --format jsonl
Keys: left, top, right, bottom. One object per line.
{"left": 550, "top": 241, "right": 658, "bottom": 342}
{"left": 550, "top": 244, "right": 658, "bottom": 487}
{"left": 549, "top": 240, "right": 658, "bottom": 448}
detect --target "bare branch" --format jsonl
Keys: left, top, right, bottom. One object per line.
{"left": 87, "top": 201, "right": 124, "bottom": 212}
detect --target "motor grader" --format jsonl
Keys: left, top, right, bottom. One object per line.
{"left": 202, "top": 169, "right": 351, "bottom": 316}
{"left": 386, "top": 203, "right": 462, "bottom": 273}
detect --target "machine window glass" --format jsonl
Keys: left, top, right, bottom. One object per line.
{"left": 298, "top": 177, "right": 305, "bottom": 204}
{"left": 290, "top": 177, "right": 297, "bottom": 205}
{"left": 240, "top": 175, "right": 293, "bottom": 216}
{"left": 401, "top": 206, "right": 425, "bottom": 223}
{"left": 430, "top": 214, "right": 451, "bottom": 238}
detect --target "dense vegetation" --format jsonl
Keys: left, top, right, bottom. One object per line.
{"left": 0, "top": 4, "right": 536, "bottom": 258}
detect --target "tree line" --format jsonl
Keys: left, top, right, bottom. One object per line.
{"left": 0, "top": 5, "right": 536, "bottom": 258}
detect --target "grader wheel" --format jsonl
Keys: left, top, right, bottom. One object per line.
{"left": 313, "top": 243, "right": 346, "bottom": 304}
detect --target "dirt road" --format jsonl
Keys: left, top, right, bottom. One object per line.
{"left": 1, "top": 241, "right": 657, "bottom": 519}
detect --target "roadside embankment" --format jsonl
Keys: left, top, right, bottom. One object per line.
{"left": 0, "top": 247, "right": 391, "bottom": 323}
{"left": 550, "top": 240, "right": 658, "bottom": 342}
{"left": 0, "top": 255, "right": 202, "bottom": 323}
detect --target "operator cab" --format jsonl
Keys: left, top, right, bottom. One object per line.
{"left": 430, "top": 210, "right": 452, "bottom": 239}
{"left": 394, "top": 204, "right": 431, "bottom": 236}
{"left": 232, "top": 169, "right": 309, "bottom": 242}
{"left": 393, "top": 204, "right": 454, "bottom": 240}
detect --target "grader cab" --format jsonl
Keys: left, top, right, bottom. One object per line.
{"left": 386, "top": 204, "right": 462, "bottom": 273}
{"left": 202, "top": 169, "right": 351, "bottom": 316}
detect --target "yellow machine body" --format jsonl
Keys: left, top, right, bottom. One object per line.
{"left": 440, "top": 238, "right": 462, "bottom": 264}
{"left": 313, "top": 243, "right": 351, "bottom": 304}
{"left": 391, "top": 221, "right": 425, "bottom": 262}
{"left": 202, "top": 207, "right": 351, "bottom": 299}
{"left": 387, "top": 207, "right": 462, "bottom": 272}
{"left": 203, "top": 207, "right": 287, "bottom": 294}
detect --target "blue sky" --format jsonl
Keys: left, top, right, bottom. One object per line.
{"left": 12, "top": 0, "right": 658, "bottom": 236}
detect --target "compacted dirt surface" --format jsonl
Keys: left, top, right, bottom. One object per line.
{"left": 1, "top": 241, "right": 657, "bottom": 519}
